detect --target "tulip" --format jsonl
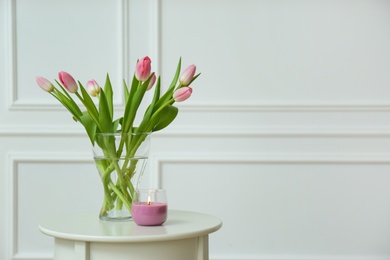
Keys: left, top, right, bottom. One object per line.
{"left": 36, "top": 76, "right": 54, "bottom": 92}
{"left": 86, "top": 80, "right": 101, "bottom": 97}
{"left": 173, "top": 87, "right": 192, "bottom": 102}
{"left": 179, "top": 64, "right": 196, "bottom": 86}
{"left": 135, "top": 56, "right": 152, "bottom": 82}
{"left": 58, "top": 71, "right": 78, "bottom": 93}
{"left": 146, "top": 74, "right": 156, "bottom": 91}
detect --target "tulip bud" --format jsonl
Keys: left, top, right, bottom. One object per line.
{"left": 86, "top": 79, "right": 101, "bottom": 97}
{"left": 179, "top": 65, "right": 196, "bottom": 86}
{"left": 58, "top": 71, "right": 78, "bottom": 93}
{"left": 36, "top": 76, "right": 54, "bottom": 92}
{"left": 173, "top": 87, "right": 192, "bottom": 102}
{"left": 146, "top": 74, "right": 156, "bottom": 91}
{"left": 135, "top": 56, "right": 152, "bottom": 82}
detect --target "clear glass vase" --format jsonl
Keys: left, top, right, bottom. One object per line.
{"left": 92, "top": 132, "right": 151, "bottom": 221}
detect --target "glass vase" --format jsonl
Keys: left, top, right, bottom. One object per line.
{"left": 92, "top": 132, "right": 151, "bottom": 221}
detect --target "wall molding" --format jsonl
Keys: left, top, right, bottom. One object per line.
{"left": 8, "top": 101, "right": 390, "bottom": 112}
{"left": 2, "top": 125, "right": 390, "bottom": 137}
{"left": 6, "top": 0, "right": 127, "bottom": 111}
{"left": 179, "top": 103, "right": 390, "bottom": 112}
{"left": 12, "top": 252, "right": 52, "bottom": 260}
{"left": 150, "top": 153, "right": 390, "bottom": 187}
{"left": 150, "top": 0, "right": 161, "bottom": 75}
{"left": 6, "top": 152, "right": 91, "bottom": 260}
{"left": 4, "top": 0, "right": 16, "bottom": 111}
{"left": 210, "top": 256, "right": 390, "bottom": 260}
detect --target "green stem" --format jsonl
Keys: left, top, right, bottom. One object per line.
{"left": 96, "top": 132, "right": 149, "bottom": 214}
{"left": 98, "top": 150, "right": 131, "bottom": 212}
{"left": 108, "top": 180, "right": 132, "bottom": 212}
{"left": 120, "top": 133, "right": 148, "bottom": 175}
{"left": 111, "top": 159, "right": 130, "bottom": 202}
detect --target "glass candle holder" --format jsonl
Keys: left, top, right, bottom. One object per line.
{"left": 131, "top": 189, "right": 168, "bottom": 226}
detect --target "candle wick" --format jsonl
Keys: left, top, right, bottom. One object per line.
{"left": 147, "top": 201, "right": 151, "bottom": 205}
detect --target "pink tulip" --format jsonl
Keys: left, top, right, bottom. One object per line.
{"left": 36, "top": 76, "right": 54, "bottom": 92}
{"left": 58, "top": 71, "right": 78, "bottom": 93}
{"left": 173, "top": 87, "right": 192, "bottom": 102}
{"left": 146, "top": 74, "right": 156, "bottom": 91}
{"left": 179, "top": 64, "right": 196, "bottom": 86}
{"left": 135, "top": 56, "right": 152, "bottom": 82}
{"left": 86, "top": 79, "right": 101, "bottom": 97}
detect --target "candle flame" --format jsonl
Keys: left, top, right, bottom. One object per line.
{"left": 147, "top": 195, "right": 152, "bottom": 205}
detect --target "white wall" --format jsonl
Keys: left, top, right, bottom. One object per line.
{"left": 1, "top": 0, "right": 390, "bottom": 259}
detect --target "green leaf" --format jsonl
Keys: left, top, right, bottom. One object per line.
{"left": 104, "top": 74, "right": 114, "bottom": 120}
{"left": 130, "top": 77, "right": 152, "bottom": 113}
{"left": 168, "top": 57, "right": 182, "bottom": 91}
{"left": 113, "top": 118, "right": 121, "bottom": 133}
{"left": 51, "top": 89, "right": 82, "bottom": 120}
{"left": 122, "top": 74, "right": 153, "bottom": 133}
{"left": 188, "top": 73, "right": 201, "bottom": 86}
{"left": 79, "top": 112, "right": 97, "bottom": 144}
{"left": 98, "top": 88, "right": 113, "bottom": 133}
{"left": 78, "top": 81, "right": 100, "bottom": 126}
{"left": 153, "top": 58, "right": 181, "bottom": 111}
{"left": 53, "top": 82, "right": 82, "bottom": 116}
{"left": 122, "top": 75, "right": 140, "bottom": 133}
{"left": 123, "top": 80, "right": 129, "bottom": 104}
{"left": 129, "top": 75, "right": 139, "bottom": 105}
{"left": 137, "top": 76, "right": 161, "bottom": 133}
{"left": 151, "top": 76, "right": 161, "bottom": 105}
{"left": 55, "top": 80, "right": 73, "bottom": 100}
{"left": 152, "top": 105, "right": 178, "bottom": 132}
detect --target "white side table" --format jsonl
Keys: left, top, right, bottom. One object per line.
{"left": 39, "top": 210, "right": 222, "bottom": 260}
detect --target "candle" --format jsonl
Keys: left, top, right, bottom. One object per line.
{"left": 132, "top": 202, "right": 167, "bottom": 226}
{"left": 132, "top": 189, "right": 168, "bottom": 226}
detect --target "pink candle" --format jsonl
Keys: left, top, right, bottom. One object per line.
{"left": 132, "top": 202, "right": 167, "bottom": 226}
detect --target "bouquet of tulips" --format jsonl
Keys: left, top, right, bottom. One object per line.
{"left": 36, "top": 56, "right": 199, "bottom": 219}
{"left": 36, "top": 56, "right": 198, "bottom": 143}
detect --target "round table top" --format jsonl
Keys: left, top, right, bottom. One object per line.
{"left": 39, "top": 210, "right": 222, "bottom": 242}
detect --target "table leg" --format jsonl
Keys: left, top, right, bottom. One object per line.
{"left": 75, "top": 241, "right": 90, "bottom": 260}
{"left": 197, "top": 235, "right": 209, "bottom": 260}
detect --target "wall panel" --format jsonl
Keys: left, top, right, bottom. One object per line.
{"left": 6, "top": 153, "right": 98, "bottom": 260}
{"left": 159, "top": 0, "right": 390, "bottom": 106}
{"left": 10, "top": 0, "right": 125, "bottom": 110}
{"left": 157, "top": 154, "right": 390, "bottom": 259}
